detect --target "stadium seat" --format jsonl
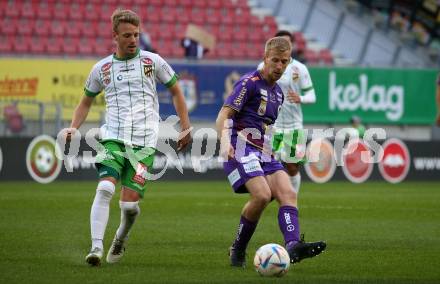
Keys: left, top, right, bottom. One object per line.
{"left": 1, "top": 18, "right": 18, "bottom": 35}
{"left": 84, "top": 3, "right": 100, "bottom": 22}
{"left": 36, "top": 2, "right": 53, "bottom": 20}
{"left": 319, "top": 49, "right": 334, "bottom": 65}
{"left": 47, "top": 38, "right": 63, "bottom": 55}
{"left": 29, "top": 36, "right": 47, "bottom": 54}
{"left": 78, "top": 38, "right": 94, "bottom": 56}
{"left": 50, "top": 21, "right": 67, "bottom": 37}
{"left": 81, "top": 21, "right": 98, "bottom": 38}
{"left": 0, "top": 36, "right": 12, "bottom": 53}
{"left": 69, "top": 3, "right": 85, "bottom": 21}
{"left": 12, "top": 36, "right": 30, "bottom": 54}
{"left": 34, "top": 20, "right": 51, "bottom": 37}
{"left": 304, "top": 49, "right": 319, "bottom": 65}
{"left": 53, "top": 3, "right": 70, "bottom": 21}
{"left": 206, "top": 9, "right": 221, "bottom": 25}
{"left": 5, "top": 2, "right": 21, "bottom": 18}
{"left": 66, "top": 20, "right": 82, "bottom": 38}
{"left": 63, "top": 37, "right": 79, "bottom": 56}
{"left": 17, "top": 19, "right": 34, "bottom": 36}
{"left": 161, "top": 7, "right": 177, "bottom": 23}
{"left": 20, "top": 1, "right": 37, "bottom": 19}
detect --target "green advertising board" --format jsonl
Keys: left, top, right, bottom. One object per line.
{"left": 304, "top": 68, "right": 438, "bottom": 125}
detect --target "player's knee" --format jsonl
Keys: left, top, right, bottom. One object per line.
{"left": 96, "top": 180, "right": 115, "bottom": 196}
{"left": 254, "top": 190, "right": 272, "bottom": 207}
{"left": 119, "top": 201, "right": 140, "bottom": 216}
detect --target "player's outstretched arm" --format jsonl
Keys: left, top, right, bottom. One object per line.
{"left": 216, "top": 106, "right": 236, "bottom": 159}
{"left": 66, "top": 95, "right": 94, "bottom": 141}
{"left": 168, "top": 83, "right": 192, "bottom": 151}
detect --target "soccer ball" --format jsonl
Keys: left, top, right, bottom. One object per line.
{"left": 254, "top": 243, "right": 290, "bottom": 277}
{"left": 35, "top": 146, "right": 55, "bottom": 173}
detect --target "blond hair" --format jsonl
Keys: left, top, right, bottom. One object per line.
{"left": 111, "top": 9, "right": 140, "bottom": 32}
{"left": 264, "top": 36, "right": 292, "bottom": 56}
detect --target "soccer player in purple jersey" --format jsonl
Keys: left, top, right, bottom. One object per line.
{"left": 216, "top": 37, "right": 326, "bottom": 268}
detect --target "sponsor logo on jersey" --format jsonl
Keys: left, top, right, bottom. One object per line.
{"left": 243, "top": 160, "right": 263, "bottom": 174}
{"left": 292, "top": 67, "right": 299, "bottom": 81}
{"left": 143, "top": 65, "right": 153, "bottom": 77}
{"left": 26, "top": 135, "right": 62, "bottom": 184}
{"left": 304, "top": 138, "right": 336, "bottom": 183}
{"left": 141, "top": 57, "right": 153, "bottom": 65}
{"left": 342, "top": 140, "right": 373, "bottom": 183}
{"left": 227, "top": 168, "right": 240, "bottom": 185}
{"left": 101, "top": 62, "right": 112, "bottom": 72}
{"left": 378, "top": 138, "right": 410, "bottom": 183}
{"left": 250, "top": 76, "right": 259, "bottom": 81}
{"left": 233, "top": 86, "right": 247, "bottom": 107}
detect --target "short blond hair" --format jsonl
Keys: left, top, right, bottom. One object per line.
{"left": 111, "top": 9, "right": 140, "bottom": 32}
{"left": 264, "top": 36, "right": 292, "bottom": 56}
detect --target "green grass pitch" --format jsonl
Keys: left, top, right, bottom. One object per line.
{"left": 0, "top": 180, "right": 439, "bottom": 283}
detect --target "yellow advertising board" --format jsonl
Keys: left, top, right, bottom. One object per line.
{"left": 0, "top": 58, "right": 105, "bottom": 121}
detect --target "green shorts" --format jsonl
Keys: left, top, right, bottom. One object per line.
{"left": 272, "top": 129, "right": 307, "bottom": 165}
{"left": 95, "top": 140, "right": 156, "bottom": 197}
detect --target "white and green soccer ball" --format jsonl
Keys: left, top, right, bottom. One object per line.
{"left": 254, "top": 243, "right": 290, "bottom": 277}
{"left": 35, "top": 146, "right": 55, "bottom": 173}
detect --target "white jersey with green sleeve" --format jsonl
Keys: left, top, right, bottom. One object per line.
{"left": 84, "top": 49, "right": 178, "bottom": 147}
{"left": 258, "top": 58, "right": 315, "bottom": 130}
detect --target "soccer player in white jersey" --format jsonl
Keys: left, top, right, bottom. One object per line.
{"left": 259, "top": 30, "right": 316, "bottom": 195}
{"left": 66, "top": 9, "right": 191, "bottom": 266}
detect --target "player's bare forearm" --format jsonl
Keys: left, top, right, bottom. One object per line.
{"left": 169, "top": 84, "right": 191, "bottom": 131}
{"left": 169, "top": 83, "right": 192, "bottom": 151}
{"left": 70, "top": 95, "right": 94, "bottom": 129}
{"left": 216, "top": 106, "right": 236, "bottom": 159}
{"left": 216, "top": 106, "right": 236, "bottom": 138}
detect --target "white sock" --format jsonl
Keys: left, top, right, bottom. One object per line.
{"left": 90, "top": 180, "right": 115, "bottom": 250}
{"left": 289, "top": 173, "right": 301, "bottom": 194}
{"left": 116, "top": 201, "right": 140, "bottom": 241}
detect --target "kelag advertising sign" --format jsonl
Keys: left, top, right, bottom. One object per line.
{"left": 1, "top": 59, "right": 437, "bottom": 124}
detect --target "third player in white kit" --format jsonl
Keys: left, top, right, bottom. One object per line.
{"left": 260, "top": 30, "right": 316, "bottom": 194}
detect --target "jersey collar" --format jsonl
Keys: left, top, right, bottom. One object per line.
{"left": 113, "top": 48, "right": 140, "bottom": 61}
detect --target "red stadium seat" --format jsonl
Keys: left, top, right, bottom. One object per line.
{"left": 20, "top": 1, "right": 37, "bottom": 19}
{"left": 190, "top": 8, "right": 206, "bottom": 25}
{"left": 47, "top": 38, "right": 63, "bottom": 55}
{"left": 207, "top": 0, "right": 222, "bottom": 9}
{"left": 177, "top": 0, "right": 192, "bottom": 7}
{"left": 66, "top": 20, "right": 82, "bottom": 37}
{"left": 304, "top": 49, "right": 319, "bottom": 65}
{"left": 161, "top": 7, "right": 177, "bottom": 23}
{"left": 206, "top": 9, "right": 221, "bottom": 25}
{"left": 84, "top": 3, "right": 100, "bottom": 22}
{"left": 29, "top": 36, "right": 47, "bottom": 54}
{"left": 36, "top": 2, "right": 53, "bottom": 20}
{"left": 34, "top": 20, "right": 51, "bottom": 37}
{"left": 5, "top": 1, "right": 21, "bottom": 18}
{"left": 50, "top": 20, "right": 67, "bottom": 37}
{"left": 1, "top": 18, "right": 18, "bottom": 35}
{"left": 192, "top": 0, "right": 207, "bottom": 9}
{"left": 319, "top": 49, "right": 334, "bottom": 65}
{"left": 17, "top": 19, "right": 34, "bottom": 36}
{"left": 81, "top": 21, "right": 98, "bottom": 38}
{"left": 0, "top": 35, "right": 12, "bottom": 53}
{"left": 78, "top": 38, "right": 94, "bottom": 56}
{"left": 69, "top": 3, "right": 85, "bottom": 21}
{"left": 12, "top": 36, "right": 31, "bottom": 53}
{"left": 63, "top": 37, "right": 79, "bottom": 56}
{"left": 53, "top": 3, "right": 69, "bottom": 21}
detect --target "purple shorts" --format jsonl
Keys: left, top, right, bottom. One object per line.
{"left": 223, "top": 145, "right": 285, "bottom": 193}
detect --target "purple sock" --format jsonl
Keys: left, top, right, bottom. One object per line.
{"left": 278, "top": 206, "right": 300, "bottom": 250}
{"left": 232, "top": 215, "right": 258, "bottom": 251}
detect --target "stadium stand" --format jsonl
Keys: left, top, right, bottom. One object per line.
{"left": 0, "top": 0, "right": 290, "bottom": 62}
